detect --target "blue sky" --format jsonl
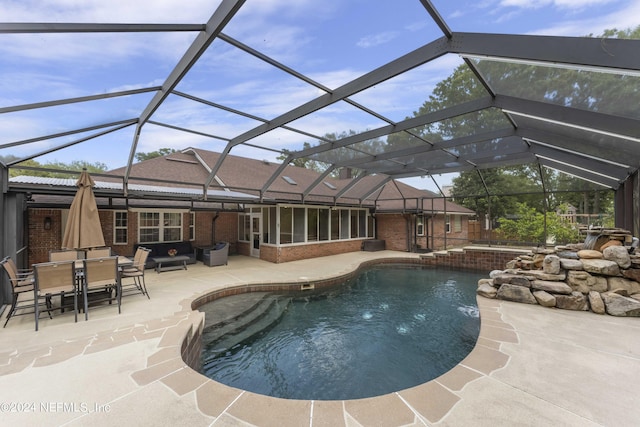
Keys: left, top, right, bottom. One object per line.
{"left": 1, "top": 0, "right": 639, "bottom": 191}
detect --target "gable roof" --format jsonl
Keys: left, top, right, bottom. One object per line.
{"left": 9, "top": 146, "right": 475, "bottom": 214}
{"left": 109, "top": 147, "right": 474, "bottom": 214}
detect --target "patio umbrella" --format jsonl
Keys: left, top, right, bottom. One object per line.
{"left": 61, "top": 169, "right": 105, "bottom": 250}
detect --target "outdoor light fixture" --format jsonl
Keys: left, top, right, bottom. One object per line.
{"left": 43, "top": 216, "right": 52, "bottom": 230}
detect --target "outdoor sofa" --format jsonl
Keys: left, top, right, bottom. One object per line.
{"left": 133, "top": 241, "right": 197, "bottom": 270}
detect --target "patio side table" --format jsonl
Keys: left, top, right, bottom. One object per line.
{"left": 152, "top": 255, "right": 190, "bottom": 274}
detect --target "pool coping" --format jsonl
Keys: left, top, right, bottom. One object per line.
{"left": 150, "top": 257, "right": 515, "bottom": 426}
{"left": 3, "top": 250, "right": 638, "bottom": 426}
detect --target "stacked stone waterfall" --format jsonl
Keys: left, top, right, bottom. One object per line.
{"left": 477, "top": 228, "right": 640, "bottom": 317}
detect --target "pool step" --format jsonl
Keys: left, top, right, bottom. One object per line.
{"left": 199, "top": 292, "right": 272, "bottom": 329}
{"left": 201, "top": 293, "right": 291, "bottom": 360}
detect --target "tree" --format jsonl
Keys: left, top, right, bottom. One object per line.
{"left": 135, "top": 148, "right": 178, "bottom": 162}
{"left": 497, "top": 203, "right": 580, "bottom": 244}
{"left": 278, "top": 131, "right": 386, "bottom": 177}
{"left": 428, "top": 26, "right": 638, "bottom": 220}
{"left": 277, "top": 141, "right": 325, "bottom": 171}
{"left": 1, "top": 156, "right": 108, "bottom": 178}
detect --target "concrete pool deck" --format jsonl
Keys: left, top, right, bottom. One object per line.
{"left": 1, "top": 250, "right": 639, "bottom": 426}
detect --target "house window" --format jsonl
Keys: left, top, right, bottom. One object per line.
{"left": 445, "top": 215, "right": 451, "bottom": 233}
{"left": 416, "top": 216, "right": 424, "bottom": 236}
{"left": 238, "top": 213, "right": 251, "bottom": 242}
{"left": 319, "top": 208, "right": 329, "bottom": 241}
{"left": 279, "top": 207, "right": 292, "bottom": 244}
{"left": 340, "top": 209, "right": 350, "bottom": 239}
{"left": 307, "top": 208, "right": 318, "bottom": 242}
{"left": 330, "top": 209, "right": 340, "bottom": 240}
{"left": 358, "top": 210, "right": 366, "bottom": 238}
{"left": 189, "top": 212, "right": 195, "bottom": 241}
{"left": 114, "top": 211, "right": 128, "bottom": 244}
{"left": 293, "top": 208, "right": 305, "bottom": 243}
{"left": 258, "top": 205, "right": 372, "bottom": 245}
{"left": 138, "top": 211, "right": 183, "bottom": 243}
{"left": 453, "top": 215, "right": 462, "bottom": 232}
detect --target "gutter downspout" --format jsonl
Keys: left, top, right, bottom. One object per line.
{"left": 211, "top": 211, "right": 220, "bottom": 245}
{"left": 405, "top": 214, "right": 412, "bottom": 252}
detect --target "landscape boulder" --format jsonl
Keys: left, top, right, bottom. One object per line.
{"left": 603, "top": 246, "right": 631, "bottom": 269}
{"left": 601, "top": 292, "right": 640, "bottom": 317}
{"left": 496, "top": 284, "right": 537, "bottom": 304}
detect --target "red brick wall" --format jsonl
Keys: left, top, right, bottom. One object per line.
{"left": 426, "top": 215, "right": 470, "bottom": 249}
{"left": 27, "top": 208, "right": 241, "bottom": 264}
{"left": 419, "top": 247, "right": 528, "bottom": 272}
{"left": 376, "top": 214, "right": 409, "bottom": 251}
{"left": 260, "top": 240, "right": 363, "bottom": 263}
{"left": 211, "top": 212, "right": 238, "bottom": 254}
{"left": 28, "top": 209, "right": 62, "bottom": 264}
{"left": 376, "top": 213, "right": 471, "bottom": 252}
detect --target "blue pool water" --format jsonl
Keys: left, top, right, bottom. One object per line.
{"left": 200, "top": 265, "right": 482, "bottom": 400}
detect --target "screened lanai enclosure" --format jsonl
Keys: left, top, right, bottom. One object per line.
{"left": 1, "top": 1, "right": 640, "bottom": 305}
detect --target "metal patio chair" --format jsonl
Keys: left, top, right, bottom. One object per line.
{"left": 49, "top": 249, "right": 84, "bottom": 262}
{"left": 82, "top": 256, "right": 121, "bottom": 320}
{"left": 85, "top": 247, "right": 112, "bottom": 259}
{"left": 32, "top": 260, "right": 78, "bottom": 331}
{"left": 120, "top": 247, "right": 151, "bottom": 299}
{"left": 1, "top": 256, "right": 35, "bottom": 328}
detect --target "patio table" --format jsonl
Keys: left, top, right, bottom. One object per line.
{"left": 152, "top": 255, "right": 190, "bottom": 274}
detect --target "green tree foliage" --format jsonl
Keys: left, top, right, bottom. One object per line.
{"left": 135, "top": 148, "right": 178, "bottom": 162}
{"left": 1, "top": 155, "right": 108, "bottom": 178}
{"left": 498, "top": 203, "right": 580, "bottom": 244}
{"left": 438, "top": 26, "right": 638, "bottom": 219}
{"left": 277, "top": 141, "right": 324, "bottom": 171}
{"left": 278, "top": 131, "right": 385, "bottom": 177}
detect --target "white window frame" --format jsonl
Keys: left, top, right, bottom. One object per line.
{"left": 189, "top": 212, "right": 195, "bottom": 241}
{"left": 416, "top": 215, "right": 425, "bottom": 236}
{"left": 136, "top": 209, "right": 185, "bottom": 244}
{"left": 445, "top": 215, "right": 451, "bottom": 233}
{"left": 113, "top": 210, "right": 128, "bottom": 245}
{"left": 277, "top": 204, "right": 373, "bottom": 245}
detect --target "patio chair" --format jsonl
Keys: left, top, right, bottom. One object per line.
{"left": 85, "top": 247, "right": 112, "bottom": 259}
{"left": 50, "top": 249, "right": 84, "bottom": 262}
{"left": 120, "top": 247, "right": 151, "bottom": 299}
{"left": 202, "top": 242, "right": 229, "bottom": 267}
{"left": 32, "top": 260, "right": 78, "bottom": 331}
{"left": 82, "top": 256, "right": 121, "bottom": 320}
{"left": 1, "top": 256, "right": 35, "bottom": 328}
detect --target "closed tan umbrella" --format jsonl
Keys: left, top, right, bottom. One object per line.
{"left": 62, "top": 169, "right": 105, "bottom": 250}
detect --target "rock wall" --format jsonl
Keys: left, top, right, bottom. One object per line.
{"left": 477, "top": 229, "right": 640, "bottom": 317}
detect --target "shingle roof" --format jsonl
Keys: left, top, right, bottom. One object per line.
{"left": 120, "top": 147, "right": 474, "bottom": 213}
{"left": 10, "top": 147, "right": 474, "bottom": 214}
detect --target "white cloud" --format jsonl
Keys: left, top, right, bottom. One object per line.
{"left": 527, "top": 0, "right": 640, "bottom": 35}
{"left": 499, "top": 0, "right": 616, "bottom": 9}
{"left": 356, "top": 31, "right": 399, "bottom": 48}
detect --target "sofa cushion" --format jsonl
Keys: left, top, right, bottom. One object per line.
{"left": 134, "top": 241, "right": 196, "bottom": 268}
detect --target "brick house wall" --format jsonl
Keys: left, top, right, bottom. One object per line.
{"left": 423, "top": 215, "right": 470, "bottom": 249}
{"left": 376, "top": 214, "right": 410, "bottom": 251}
{"left": 27, "top": 208, "right": 241, "bottom": 265}
{"left": 28, "top": 209, "right": 62, "bottom": 264}
{"left": 376, "top": 213, "right": 470, "bottom": 252}
{"left": 259, "top": 240, "right": 363, "bottom": 263}
{"left": 26, "top": 208, "right": 472, "bottom": 265}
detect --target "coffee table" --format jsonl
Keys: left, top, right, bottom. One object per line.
{"left": 152, "top": 255, "right": 190, "bottom": 273}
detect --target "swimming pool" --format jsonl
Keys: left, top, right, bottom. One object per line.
{"left": 200, "top": 265, "right": 482, "bottom": 400}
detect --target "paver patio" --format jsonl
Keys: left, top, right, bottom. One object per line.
{"left": 1, "top": 251, "right": 639, "bottom": 426}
